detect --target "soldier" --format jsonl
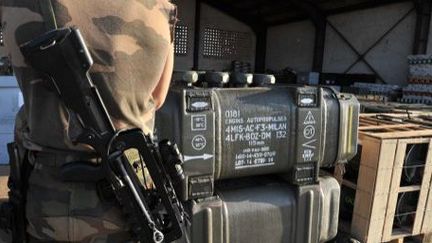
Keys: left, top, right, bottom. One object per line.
{"left": 0, "top": 0, "right": 177, "bottom": 242}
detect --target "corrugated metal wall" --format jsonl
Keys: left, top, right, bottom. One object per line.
{"left": 266, "top": 2, "right": 424, "bottom": 85}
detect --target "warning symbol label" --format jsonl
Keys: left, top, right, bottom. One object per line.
{"left": 304, "top": 111, "right": 316, "bottom": 125}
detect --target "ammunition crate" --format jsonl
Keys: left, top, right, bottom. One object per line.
{"left": 338, "top": 114, "right": 432, "bottom": 243}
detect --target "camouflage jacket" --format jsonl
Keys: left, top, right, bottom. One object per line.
{"left": 1, "top": 0, "right": 177, "bottom": 152}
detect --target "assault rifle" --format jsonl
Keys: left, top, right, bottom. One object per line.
{"left": 19, "top": 27, "right": 189, "bottom": 243}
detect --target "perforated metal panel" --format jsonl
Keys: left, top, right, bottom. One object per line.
{"left": 0, "top": 24, "right": 4, "bottom": 46}
{"left": 202, "top": 27, "right": 252, "bottom": 59}
{"left": 174, "top": 25, "right": 189, "bottom": 56}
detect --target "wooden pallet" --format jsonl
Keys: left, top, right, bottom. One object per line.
{"left": 387, "top": 233, "right": 432, "bottom": 243}
{"left": 340, "top": 114, "right": 432, "bottom": 243}
{"left": 359, "top": 113, "right": 432, "bottom": 136}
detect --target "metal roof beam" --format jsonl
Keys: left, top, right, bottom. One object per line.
{"left": 231, "top": 0, "right": 269, "bottom": 10}
{"left": 413, "top": 0, "right": 432, "bottom": 54}
{"left": 274, "top": 0, "right": 327, "bottom": 72}
{"left": 268, "top": 0, "right": 411, "bottom": 26}
{"left": 325, "top": 0, "right": 411, "bottom": 15}
{"left": 201, "top": 0, "right": 266, "bottom": 30}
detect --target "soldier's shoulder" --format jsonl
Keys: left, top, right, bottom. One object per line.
{"left": 145, "top": 0, "right": 177, "bottom": 20}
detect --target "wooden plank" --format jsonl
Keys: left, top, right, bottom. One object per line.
{"left": 0, "top": 166, "right": 9, "bottom": 200}
{"left": 357, "top": 165, "right": 392, "bottom": 195}
{"left": 414, "top": 207, "right": 427, "bottom": 237}
{"left": 390, "top": 237, "right": 404, "bottom": 243}
{"left": 390, "top": 229, "right": 412, "bottom": 240}
{"left": 354, "top": 162, "right": 378, "bottom": 194}
{"left": 415, "top": 139, "right": 432, "bottom": 235}
{"left": 388, "top": 233, "right": 432, "bottom": 242}
{"left": 359, "top": 118, "right": 393, "bottom": 124}
{"left": 359, "top": 121, "right": 385, "bottom": 126}
{"left": 351, "top": 214, "right": 370, "bottom": 243}
{"left": 350, "top": 138, "right": 377, "bottom": 241}
{"left": 361, "top": 115, "right": 401, "bottom": 122}
{"left": 361, "top": 119, "right": 400, "bottom": 126}
{"left": 395, "top": 138, "right": 432, "bottom": 144}
{"left": 351, "top": 214, "right": 385, "bottom": 243}
{"left": 389, "top": 126, "right": 423, "bottom": 132}
{"left": 423, "top": 184, "right": 432, "bottom": 234}
{"left": 359, "top": 124, "right": 421, "bottom": 131}
{"left": 359, "top": 114, "right": 432, "bottom": 139}
{"left": 351, "top": 138, "right": 398, "bottom": 243}
{"left": 378, "top": 140, "right": 400, "bottom": 170}
{"left": 383, "top": 141, "right": 407, "bottom": 241}
{"left": 363, "top": 119, "right": 399, "bottom": 126}
{"left": 422, "top": 143, "right": 432, "bottom": 234}
{"left": 423, "top": 233, "right": 432, "bottom": 243}
{"left": 361, "top": 130, "right": 432, "bottom": 139}
{"left": 398, "top": 185, "right": 422, "bottom": 193}
{"left": 357, "top": 136, "right": 386, "bottom": 170}
{"left": 353, "top": 190, "right": 374, "bottom": 224}
{"left": 361, "top": 112, "right": 432, "bottom": 119}
{"left": 360, "top": 116, "right": 381, "bottom": 122}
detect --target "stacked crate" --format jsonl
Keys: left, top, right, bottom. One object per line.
{"left": 350, "top": 82, "right": 402, "bottom": 102}
{"left": 340, "top": 114, "right": 432, "bottom": 243}
{"left": 359, "top": 100, "right": 432, "bottom": 114}
{"left": 401, "top": 55, "right": 432, "bottom": 104}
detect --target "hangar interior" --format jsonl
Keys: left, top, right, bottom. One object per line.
{"left": 1, "top": 1, "right": 432, "bottom": 243}
{"left": 172, "top": 0, "right": 431, "bottom": 85}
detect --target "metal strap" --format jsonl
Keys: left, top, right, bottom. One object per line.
{"left": 39, "top": 0, "right": 57, "bottom": 30}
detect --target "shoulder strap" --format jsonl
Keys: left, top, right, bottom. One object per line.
{"left": 39, "top": 0, "right": 57, "bottom": 30}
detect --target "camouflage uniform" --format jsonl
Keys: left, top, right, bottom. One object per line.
{"left": 0, "top": 0, "right": 177, "bottom": 242}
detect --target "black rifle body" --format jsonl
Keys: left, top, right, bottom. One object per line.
{"left": 19, "top": 27, "right": 188, "bottom": 243}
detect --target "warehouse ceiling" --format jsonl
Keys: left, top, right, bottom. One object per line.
{"left": 202, "top": 0, "right": 412, "bottom": 27}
